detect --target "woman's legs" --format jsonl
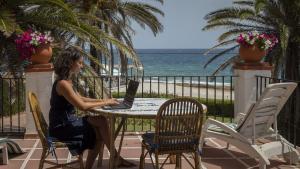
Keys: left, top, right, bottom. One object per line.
{"left": 87, "top": 116, "right": 136, "bottom": 167}
{"left": 85, "top": 128, "right": 103, "bottom": 169}
{"left": 87, "top": 116, "right": 111, "bottom": 148}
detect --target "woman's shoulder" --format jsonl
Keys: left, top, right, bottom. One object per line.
{"left": 57, "top": 79, "right": 71, "bottom": 85}
{"left": 56, "top": 80, "right": 73, "bottom": 91}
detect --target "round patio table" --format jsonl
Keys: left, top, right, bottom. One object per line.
{"left": 90, "top": 98, "right": 207, "bottom": 169}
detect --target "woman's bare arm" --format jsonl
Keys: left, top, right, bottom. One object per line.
{"left": 56, "top": 80, "right": 117, "bottom": 111}
{"left": 77, "top": 93, "right": 104, "bottom": 102}
{"left": 82, "top": 97, "right": 103, "bottom": 102}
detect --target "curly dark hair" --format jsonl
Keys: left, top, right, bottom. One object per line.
{"left": 54, "top": 47, "right": 82, "bottom": 80}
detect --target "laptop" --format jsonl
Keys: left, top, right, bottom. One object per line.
{"left": 102, "top": 80, "right": 139, "bottom": 110}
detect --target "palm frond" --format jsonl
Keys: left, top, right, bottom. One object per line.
{"left": 218, "top": 28, "right": 268, "bottom": 42}
{"left": 254, "top": 0, "right": 267, "bottom": 13}
{"left": 233, "top": 0, "right": 254, "bottom": 7}
{"left": 211, "top": 54, "right": 239, "bottom": 76}
{"left": 204, "top": 45, "right": 239, "bottom": 68}
{"left": 203, "top": 20, "right": 267, "bottom": 31}
{"left": 24, "top": 0, "right": 79, "bottom": 25}
{"left": 204, "top": 39, "right": 236, "bottom": 55}
{"left": 205, "top": 7, "right": 256, "bottom": 23}
{"left": 0, "top": 8, "right": 17, "bottom": 36}
{"left": 121, "top": 2, "right": 164, "bottom": 35}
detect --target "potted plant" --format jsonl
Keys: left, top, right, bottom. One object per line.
{"left": 236, "top": 31, "right": 278, "bottom": 63}
{"left": 15, "top": 29, "right": 54, "bottom": 66}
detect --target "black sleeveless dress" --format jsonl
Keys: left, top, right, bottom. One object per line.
{"left": 48, "top": 80, "right": 96, "bottom": 155}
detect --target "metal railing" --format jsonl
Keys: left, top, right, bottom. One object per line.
{"left": 0, "top": 77, "right": 26, "bottom": 136}
{"left": 0, "top": 75, "right": 235, "bottom": 135}
{"left": 256, "top": 76, "right": 300, "bottom": 146}
{"left": 1, "top": 74, "right": 299, "bottom": 146}
{"left": 78, "top": 75, "right": 236, "bottom": 132}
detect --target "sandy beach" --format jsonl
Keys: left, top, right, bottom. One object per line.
{"left": 110, "top": 82, "right": 234, "bottom": 100}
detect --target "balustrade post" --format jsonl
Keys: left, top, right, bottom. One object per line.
{"left": 233, "top": 62, "right": 273, "bottom": 120}
{"left": 25, "top": 63, "right": 54, "bottom": 137}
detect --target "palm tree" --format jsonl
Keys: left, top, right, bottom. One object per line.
{"left": 0, "top": 0, "right": 136, "bottom": 75}
{"left": 202, "top": 0, "right": 300, "bottom": 80}
{"left": 0, "top": 0, "right": 140, "bottom": 99}
{"left": 74, "top": 0, "right": 164, "bottom": 76}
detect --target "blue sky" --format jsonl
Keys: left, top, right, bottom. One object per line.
{"left": 131, "top": 0, "right": 233, "bottom": 49}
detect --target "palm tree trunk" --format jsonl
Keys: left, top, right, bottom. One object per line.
{"left": 109, "top": 42, "right": 114, "bottom": 76}
{"left": 119, "top": 51, "right": 128, "bottom": 76}
{"left": 90, "top": 45, "right": 97, "bottom": 71}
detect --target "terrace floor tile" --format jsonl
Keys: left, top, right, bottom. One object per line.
{"left": 0, "top": 134, "right": 299, "bottom": 169}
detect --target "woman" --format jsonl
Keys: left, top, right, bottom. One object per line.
{"left": 48, "top": 47, "right": 135, "bottom": 169}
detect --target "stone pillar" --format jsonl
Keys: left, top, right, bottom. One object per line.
{"left": 25, "top": 63, "right": 54, "bottom": 137}
{"left": 233, "top": 62, "right": 273, "bottom": 120}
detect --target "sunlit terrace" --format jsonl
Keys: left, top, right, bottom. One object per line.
{"left": 0, "top": 75, "right": 299, "bottom": 169}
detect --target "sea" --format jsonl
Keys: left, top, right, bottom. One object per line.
{"left": 89, "top": 48, "right": 238, "bottom": 85}
{"left": 134, "top": 49, "right": 236, "bottom": 76}
{"left": 100, "top": 49, "right": 238, "bottom": 86}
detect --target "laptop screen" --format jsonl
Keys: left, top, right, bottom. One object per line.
{"left": 123, "top": 80, "right": 139, "bottom": 106}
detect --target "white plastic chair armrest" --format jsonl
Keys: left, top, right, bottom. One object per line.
{"left": 235, "top": 113, "right": 246, "bottom": 124}
{"left": 204, "top": 118, "right": 249, "bottom": 144}
{"left": 205, "top": 118, "right": 238, "bottom": 134}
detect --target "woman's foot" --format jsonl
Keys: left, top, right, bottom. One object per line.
{"left": 117, "top": 157, "right": 136, "bottom": 168}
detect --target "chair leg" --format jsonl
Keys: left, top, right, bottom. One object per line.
{"left": 194, "top": 151, "right": 200, "bottom": 169}
{"left": 154, "top": 154, "right": 159, "bottom": 169}
{"left": 259, "top": 162, "right": 266, "bottom": 169}
{"left": 79, "top": 154, "right": 85, "bottom": 169}
{"left": 97, "top": 142, "right": 104, "bottom": 167}
{"left": 0, "top": 143, "right": 8, "bottom": 165}
{"left": 39, "top": 149, "right": 47, "bottom": 169}
{"left": 175, "top": 154, "right": 181, "bottom": 169}
{"left": 226, "top": 143, "right": 230, "bottom": 149}
{"left": 283, "top": 150, "right": 300, "bottom": 165}
{"left": 139, "top": 144, "right": 145, "bottom": 169}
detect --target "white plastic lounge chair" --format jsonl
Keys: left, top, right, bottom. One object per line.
{"left": 200, "top": 82, "right": 299, "bottom": 169}
{"left": 0, "top": 137, "right": 25, "bottom": 165}
{"left": 0, "top": 138, "right": 8, "bottom": 165}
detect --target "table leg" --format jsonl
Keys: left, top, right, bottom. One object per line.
{"left": 170, "top": 155, "right": 176, "bottom": 164}
{"left": 115, "top": 117, "right": 126, "bottom": 167}
{"left": 109, "top": 116, "right": 116, "bottom": 169}
{"left": 175, "top": 154, "right": 181, "bottom": 169}
{"left": 114, "top": 117, "right": 126, "bottom": 140}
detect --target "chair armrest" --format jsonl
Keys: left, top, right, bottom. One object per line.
{"left": 203, "top": 118, "right": 249, "bottom": 143}
{"left": 234, "top": 113, "right": 246, "bottom": 124}
{"left": 204, "top": 118, "right": 238, "bottom": 134}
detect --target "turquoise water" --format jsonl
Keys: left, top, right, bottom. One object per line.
{"left": 135, "top": 49, "right": 236, "bottom": 76}
{"left": 95, "top": 49, "right": 237, "bottom": 84}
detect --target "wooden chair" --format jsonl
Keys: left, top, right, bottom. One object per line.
{"left": 28, "top": 92, "right": 85, "bottom": 169}
{"left": 139, "top": 98, "right": 205, "bottom": 169}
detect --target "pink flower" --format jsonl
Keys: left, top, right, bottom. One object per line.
{"left": 15, "top": 29, "right": 53, "bottom": 63}
{"left": 236, "top": 31, "right": 278, "bottom": 51}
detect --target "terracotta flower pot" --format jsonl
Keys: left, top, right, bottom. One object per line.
{"left": 239, "top": 45, "right": 266, "bottom": 63}
{"left": 31, "top": 43, "right": 53, "bottom": 64}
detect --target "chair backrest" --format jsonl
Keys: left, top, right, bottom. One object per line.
{"left": 154, "top": 98, "right": 204, "bottom": 153}
{"left": 237, "top": 82, "right": 297, "bottom": 140}
{"left": 28, "top": 92, "right": 49, "bottom": 148}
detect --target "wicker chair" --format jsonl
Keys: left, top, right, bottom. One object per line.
{"left": 139, "top": 98, "right": 205, "bottom": 169}
{"left": 28, "top": 92, "right": 85, "bottom": 169}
